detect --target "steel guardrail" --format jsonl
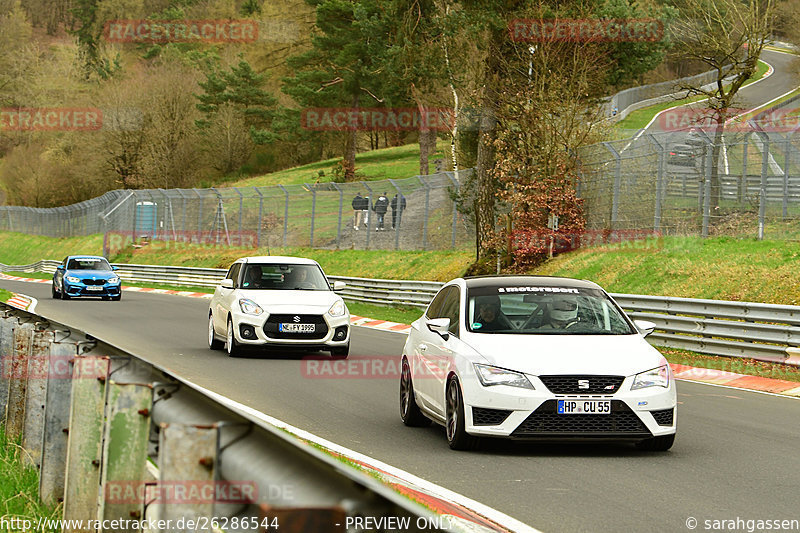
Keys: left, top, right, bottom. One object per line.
{"left": 1, "top": 260, "right": 799, "bottom": 365}
{"left": 0, "top": 303, "right": 493, "bottom": 532}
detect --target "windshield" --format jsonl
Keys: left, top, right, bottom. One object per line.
{"left": 67, "top": 258, "right": 112, "bottom": 271}
{"left": 240, "top": 264, "right": 329, "bottom": 291}
{"left": 466, "top": 286, "right": 635, "bottom": 335}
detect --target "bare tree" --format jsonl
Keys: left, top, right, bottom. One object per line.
{"left": 672, "top": 0, "right": 776, "bottom": 208}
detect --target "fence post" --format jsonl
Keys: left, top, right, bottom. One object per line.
{"left": 420, "top": 176, "right": 430, "bottom": 250}
{"left": 235, "top": 187, "right": 244, "bottom": 245}
{"left": 306, "top": 183, "right": 316, "bottom": 247}
{"left": 21, "top": 327, "right": 53, "bottom": 469}
{"left": 278, "top": 184, "right": 289, "bottom": 247}
{"left": 702, "top": 140, "right": 712, "bottom": 238}
{"left": 647, "top": 134, "right": 664, "bottom": 232}
{"left": 364, "top": 182, "right": 373, "bottom": 250}
{"left": 193, "top": 188, "right": 203, "bottom": 239}
{"left": 388, "top": 179, "right": 402, "bottom": 250}
{"left": 741, "top": 134, "right": 750, "bottom": 206}
{"left": 96, "top": 381, "right": 153, "bottom": 529}
{"left": 5, "top": 321, "right": 33, "bottom": 440}
{"left": 783, "top": 137, "right": 790, "bottom": 219}
{"left": 63, "top": 356, "right": 111, "bottom": 523}
{"left": 602, "top": 142, "right": 621, "bottom": 227}
{"left": 332, "top": 183, "right": 343, "bottom": 249}
{"left": 758, "top": 135, "right": 769, "bottom": 240}
{"left": 255, "top": 187, "right": 264, "bottom": 249}
{"left": 157, "top": 424, "right": 220, "bottom": 523}
{"left": 39, "top": 339, "right": 77, "bottom": 505}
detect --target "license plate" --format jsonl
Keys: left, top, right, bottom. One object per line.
{"left": 279, "top": 323, "right": 315, "bottom": 333}
{"left": 557, "top": 400, "right": 611, "bottom": 415}
{"left": 86, "top": 286, "right": 103, "bottom": 291}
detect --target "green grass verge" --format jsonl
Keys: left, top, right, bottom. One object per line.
{"left": 0, "top": 288, "right": 13, "bottom": 302}
{"left": 0, "top": 233, "right": 104, "bottom": 266}
{"left": 533, "top": 235, "right": 800, "bottom": 305}
{"left": 346, "top": 301, "right": 423, "bottom": 324}
{"left": 617, "top": 60, "right": 771, "bottom": 130}
{"left": 0, "top": 426, "right": 61, "bottom": 529}
{"left": 112, "top": 242, "right": 473, "bottom": 282}
{"left": 230, "top": 142, "right": 449, "bottom": 188}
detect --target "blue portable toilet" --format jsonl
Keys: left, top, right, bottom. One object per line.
{"left": 135, "top": 201, "right": 158, "bottom": 238}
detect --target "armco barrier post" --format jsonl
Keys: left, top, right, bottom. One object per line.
{"left": 158, "top": 423, "right": 219, "bottom": 523}
{"left": 0, "top": 313, "right": 14, "bottom": 416}
{"left": 97, "top": 381, "right": 153, "bottom": 530}
{"left": 21, "top": 327, "right": 54, "bottom": 469}
{"left": 39, "top": 340, "right": 77, "bottom": 505}
{"left": 6, "top": 321, "right": 34, "bottom": 440}
{"left": 63, "top": 356, "right": 111, "bottom": 525}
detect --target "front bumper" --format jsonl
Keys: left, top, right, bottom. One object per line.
{"left": 230, "top": 310, "right": 350, "bottom": 348}
{"left": 460, "top": 374, "right": 677, "bottom": 440}
{"left": 63, "top": 281, "right": 121, "bottom": 297}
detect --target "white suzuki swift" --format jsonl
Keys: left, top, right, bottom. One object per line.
{"left": 400, "top": 276, "right": 676, "bottom": 451}
{"left": 208, "top": 256, "right": 350, "bottom": 358}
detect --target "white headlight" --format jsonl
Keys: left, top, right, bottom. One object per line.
{"left": 328, "top": 299, "right": 346, "bottom": 317}
{"left": 66, "top": 276, "right": 80, "bottom": 283}
{"left": 474, "top": 364, "right": 534, "bottom": 390}
{"left": 108, "top": 277, "right": 120, "bottom": 284}
{"left": 631, "top": 364, "right": 670, "bottom": 390}
{"left": 238, "top": 298, "right": 263, "bottom": 315}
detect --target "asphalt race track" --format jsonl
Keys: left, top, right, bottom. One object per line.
{"left": 2, "top": 279, "right": 799, "bottom": 532}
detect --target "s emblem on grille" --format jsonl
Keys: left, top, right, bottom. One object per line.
{"left": 293, "top": 316, "right": 301, "bottom": 323}
{"left": 577, "top": 379, "right": 590, "bottom": 389}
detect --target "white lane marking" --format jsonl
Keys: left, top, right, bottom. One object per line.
{"left": 187, "top": 379, "right": 542, "bottom": 533}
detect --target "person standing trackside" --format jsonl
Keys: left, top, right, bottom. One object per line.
{"left": 351, "top": 192, "right": 367, "bottom": 230}
{"left": 373, "top": 192, "right": 389, "bottom": 230}
{"left": 390, "top": 193, "right": 407, "bottom": 229}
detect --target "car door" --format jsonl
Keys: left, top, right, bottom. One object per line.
{"left": 416, "top": 286, "right": 461, "bottom": 416}
{"left": 214, "top": 262, "right": 241, "bottom": 332}
{"left": 410, "top": 286, "right": 451, "bottom": 411}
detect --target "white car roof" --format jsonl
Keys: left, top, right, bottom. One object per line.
{"left": 235, "top": 256, "right": 320, "bottom": 265}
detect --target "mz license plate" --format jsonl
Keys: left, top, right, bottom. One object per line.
{"left": 557, "top": 400, "right": 611, "bottom": 415}
{"left": 86, "top": 286, "right": 103, "bottom": 291}
{"left": 279, "top": 323, "right": 315, "bottom": 333}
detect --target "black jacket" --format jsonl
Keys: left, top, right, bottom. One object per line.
{"left": 373, "top": 195, "right": 389, "bottom": 214}
{"left": 351, "top": 195, "right": 368, "bottom": 210}
{"left": 390, "top": 194, "right": 406, "bottom": 211}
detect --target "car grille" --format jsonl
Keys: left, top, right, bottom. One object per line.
{"left": 511, "top": 400, "right": 650, "bottom": 437}
{"left": 82, "top": 278, "right": 107, "bottom": 285}
{"left": 472, "top": 407, "right": 512, "bottom": 426}
{"left": 538, "top": 375, "right": 625, "bottom": 395}
{"left": 264, "top": 314, "right": 328, "bottom": 340}
{"left": 650, "top": 408, "right": 674, "bottom": 426}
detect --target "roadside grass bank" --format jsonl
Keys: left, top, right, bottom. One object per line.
{"left": 532, "top": 235, "right": 800, "bottom": 306}
{"left": 230, "top": 142, "right": 448, "bottom": 188}
{"left": 0, "top": 288, "right": 13, "bottom": 302}
{"left": 0, "top": 427, "right": 61, "bottom": 528}
{"left": 0, "top": 233, "right": 103, "bottom": 265}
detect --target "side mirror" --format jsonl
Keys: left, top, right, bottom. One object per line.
{"left": 634, "top": 319, "right": 656, "bottom": 337}
{"left": 56, "top": 265, "right": 65, "bottom": 271}
{"left": 111, "top": 266, "right": 119, "bottom": 271}
{"left": 426, "top": 317, "right": 451, "bottom": 339}
{"left": 333, "top": 281, "right": 346, "bottom": 291}
{"left": 220, "top": 279, "right": 234, "bottom": 289}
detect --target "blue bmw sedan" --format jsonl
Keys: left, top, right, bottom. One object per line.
{"left": 52, "top": 256, "right": 122, "bottom": 300}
